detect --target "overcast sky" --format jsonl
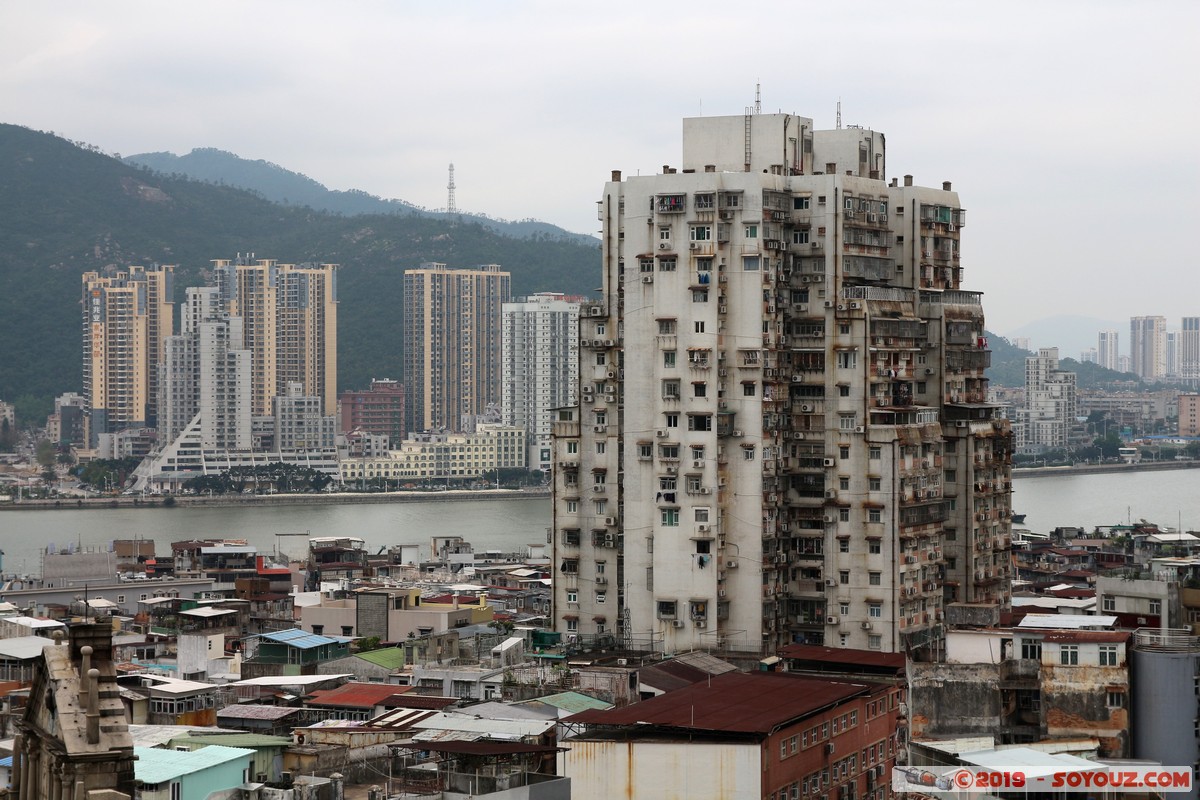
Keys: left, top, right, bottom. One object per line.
{"left": 3, "top": 1, "right": 1198, "bottom": 336}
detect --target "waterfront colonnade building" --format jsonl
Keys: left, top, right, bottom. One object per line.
{"left": 551, "top": 112, "right": 1012, "bottom": 658}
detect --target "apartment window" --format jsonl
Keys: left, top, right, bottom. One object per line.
{"left": 839, "top": 508, "right": 850, "bottom": 522}
{"left": 839, "top": 384, "right": 850, "bottom": 397}
{"left": 312, "top": 625, "right": 324, "bottom": 635}
{"left": 743, "top": 447, "right": 756, "bottom": 460}
{"left": 1060, "top": 645, "right": 1079, "bottom": 666}
{"left": 1102, "top": 597, "right": 1115, "bottom": 612}
{"left": 596, "top": 592, "right": 606, "bottom": 604}
{"left": 660, "top": 445, "right": 679, "bottom": 460}
{"left": 792, "top": 229, "right": 810, "bottom": 245}
{"left": 869, "top": 572, "right": 881, "bottom": 586}
{"left": 693, "top": 382, "right": 708, "bottom": 398}
{"left": 595, "top": 441, "right": 606, "bottom": 455}
{"left": 869, "top": 603, "right": 882, "bottom": 618}
{"left": 665, "top": 413, "right": 679, "bottom": 428}
{"left": 1099, "top": 645, "right": 1118, "bottom": 666}
{"left": 566, "top": 590, "right": 577, "bottom": 604}
{"left": 566, "top": 500, "right": 579, "bottom": 513}
{"left": 1107, "top": 691, "right": 1124, "bottom": 708}
{"left": 637, "top": 444, "right": 652, "bottom": 460}
{"left": 694, "top": 321, "right": 706, "bottom": 333}
{"left": 657, "top": 601, "right": 678, "bottom": 618}
{"left": 664, "top": 350, "right": 677, "bottom": 368}
{"left": 839, "top": 570, "right": 850, "bottom": 585}
{"left": 794, "top": 196, "right": 811, "bottom": 210}
{"left": 1150, "top": 600, "right": 1162, "bottom": 616}
{"left": 687, "top": 414, "right": 713, "bottom": 431}
{"left": 659, "top": 258, "right": 677, "bottom": 272}
{"left": 693, "top": 289, "right": 709, "bottom": 303}
{"left": 868, "top": 635, "right": 882, "bottom": 650}
{"left": 840, "top": 633, "right": 850, "bottom": 646}
{"left": 743, "top": 382, "right": 756, "bottom": 396}
{"left": 659, "top": 226, "right": 671, "bottom": 241}
{"left": 869, "top": 477, "right": 881, "bottom": 491}
{"left": 840, "top": 446, "right": 850, "bottom": 459}
{"left": 341, "top": 626, "right": 353, "bottom": 637}
{"left": 837, "top": 350, "right": 857, "bottom": 369}
{"left": 838, "top": 476, "right": 850, "bottom": 491}
{"left": 869, "top": 446, "right": 881, "bottom": 460}
{"left": 743, "top": 256, "right": 761, "bottom": 271}
{"left": 840, "top": 603, "right": 850, "bottom": 616}
{"left": 658, "top": 319, "right": 677, "bottom": 335}
{"left": 695, "top": 507, "right": 710, "bottom": 522}
{"left": 661, "top": 508, "right": 679, "bottom": 526}
{"left": 744, "top": 224, "right": 759, "bottom": 239}
{"left": 566, "top": 619, "right": 578, "bottom": 632}
{"left": 595, "top": 351, "right": 607, "bottom": 366}
{"left": 567, "top": 441, "right": 578, "bottom": 454}
{"left": 663, "top": 379, "right": 681, "bottom": 399}
{"left": 868, "top": 509, "right": 881, "bottom": 523}
{"left": 691, "top": 225, "right": 712, "bottom": 241}
{"left": 839, "top": 538, "right": 850, "bottom": 553}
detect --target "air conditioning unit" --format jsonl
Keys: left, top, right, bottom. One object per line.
{"left": 605, "top": 370, "right": 616, "bottom": 379}
{"left": 689, "top": 242, "right": 699, "bottom": 250}
{"left": 693, "top": 459, "right": 705, "bottom": 468}
{"left": 593, "top": 425, "right": 605, "bottom": 433}
{"left": 642, "top": 275, "right": 654, "bottom": 284}
{"left": 604, "top": 516, "right": 616, "bottom": 526}
{"left": 823, "top": 457, "right": 835, "bottom": 467}
{"left": 793, "top": 432, "right": 806, "bottom": 440}
{"left": 592, "top": 485, "right": 605, "bottom": 493}
{"left": 801, "top": 276, "right": 811, "bottom": 283}
{"left": 861, "top": 621, "right": 873, "bottom": 630}
{"left": 659, "top": 242, "right": 670, "bottom": 250}
{"left": 732, "top": 429, "right": 744, "bottom": 437}
{"left": 798, "top": 304, "right": 809, "bottom": 312}
{"left": 956, "top": 420, "right": 968, "bottom": 428}
{"left": 825, "top": 578, "right": 837, "bottom": 587}
{"left": 590, "top": 307, "right": 603, "bottom": 317}
{"left": 605, "top": 340, "right": 616, "bottom": 347}
{"left": 718, "top": 588, "right": 726, "bottom": 598}
{"left": 670, "top": 619, "right": 685, "bottom": 628}
{"left": 718, "top": 305, "right": 728, "bottom": 314}
{"left": 854, "top": 426, "right": 865, "bottom": 433}
{"left": 666, "top": 466, "right": 677, "bottom": 474}
{"left": 727, "top": 560, "right": 738, "bottom": 569}
{"left": 837, "top": 303, "right": 847, "bottom": 311}
{"left": 655, "top": 429, "right": 668, "bottom": 438}
{"left": 697, "top": 524, "right": 711, "bottom": 534}
{"left": 699, "top": 487, "right": 711, "bottom": 495}
{"left": 850, "top": 301, "right": 862, "bottom": 310}
{"left": 925, "top": 367, "right": 934, "bottom": 375}
{"left": 824, "top": 300, "right": 834, "bottom": 308}
{"left": 801, "top": 404, "right": 814, "bottom": 413}
{"left": 596, "top": 575, "right": 609, "bottom": 585}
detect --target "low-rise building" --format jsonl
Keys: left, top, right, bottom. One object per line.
{"left": 133, "top": 744, "right": 254, "bottom": 800}
{"left": 239, "top": 628, "right": 354, "bottom": 680}
{"left": 561, "top": 671, "right": 904, "bottom": 800}
{"left": 298, "top": 586, "right": 494, "bottom": 641}
{"left": 339, "top": 423, "right": 526, "bottom": 483}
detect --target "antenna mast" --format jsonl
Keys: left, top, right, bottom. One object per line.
{"left": 447, "top": 163, "right": 457, "bottom": 214}
{"left": 837, "top": 99, "right": 842, "bottom": 130}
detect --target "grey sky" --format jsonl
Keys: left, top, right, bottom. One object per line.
{"left": 3, "top": 1, "right": 1198, "bottom": 335}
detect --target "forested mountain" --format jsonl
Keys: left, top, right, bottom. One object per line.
{"left": 0, "top": 125, "right": 599, "bottom": 419}
{"left": 124, "top": 148, "right": 596, "bottom": 243}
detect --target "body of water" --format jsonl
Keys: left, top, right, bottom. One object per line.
{"left": 1, "top": 469, "right": 1198, "bottom": 579}
{"left": 0, "top": 496, "right": 553, "bottom": 579}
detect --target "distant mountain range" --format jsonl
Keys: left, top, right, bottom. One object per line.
{"left": 0, "top": 124, "right": 599, "bottom": 419}
{"left": 124, "top": 148, "right": 597, "bottom": 244}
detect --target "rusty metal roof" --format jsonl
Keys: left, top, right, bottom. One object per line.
{"left": 565, "top": 671, "right": 869, "bottom": 734}
{"left": 306, "top": 682, "right": 413, "bottom": 709}
{"left": 778, "top": 644, "right": 906, "bottom": 674}
{"left": 217, "top": 705, "right": 303, "bottom": 720}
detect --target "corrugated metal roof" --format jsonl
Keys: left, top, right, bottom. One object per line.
{"left": 179, "top": 607, "right": 237, "bottom": 618}
{"left": 0, "top": 636, "right": 52, "bottom": 660}
{"left": 230, "top": 673, "right": 353, "bottom": 687}
{"left": 566, "top": 671, "right": 869, "bottom": 734}
{"left": 1017, "top": 613, "right": 1117, "bottom": 629}
{"left": 256, "top": 628, "right": 350, "bottom": 649}
{"left": 307, "top": 682, "right": 412, "bottom": 709}
{"left": 360, "top": 707, "right": 440, "bottom": 729}
{"left": 778, "top": 644, "right": 907, "bottom": 673}
{"left": 412, "top": 711, "right": 555, "bottom": 738}
{"left": 519, "top": 691, "right": 612, "bottom": 714}
{"left": 406, "top": 740, "right": 564, "bottom": 756}
{"left": 169, "top": 733, "right": 293, "bottom": 749}
{"left": 217, "top": 705, "right": 303, "bottom": 720}
{"left": 134, "top": 745, "right": 254, "bottom": 784}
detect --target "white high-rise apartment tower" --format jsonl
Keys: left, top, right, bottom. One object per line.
{"left": 1181, "top": 318, "right": 1200, "bottom": 383}
{"left": 552, "top": 112, "right": 1012, "bottom": 657}
{"left": 1130, "top": 316, "right": 1166, "bottom": 379}
{"left": 1097, "top": 330, "right": 1119, "bottom": 371}
{"left": 502, "top": 293, "right": 580, "bottom": 471}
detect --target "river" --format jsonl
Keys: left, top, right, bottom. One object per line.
{"left": 0, "top": 469, "right": 1198, "bottom": 579}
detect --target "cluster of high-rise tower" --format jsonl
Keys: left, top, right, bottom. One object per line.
{"left": 1084, "top": 318, "right": 1200, "bottom": 382}
{"left": 551, "top": 112, "right": 1013, "bottom": 657}
{"left": 82, "top": 257, "right": 337, "bottom": 454}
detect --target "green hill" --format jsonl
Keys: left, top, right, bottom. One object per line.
{"left": 0, "top": 124, "right": 600, "bottom": 420}
{"left": 124, "top": 147, "right": 597, "bottom": 242}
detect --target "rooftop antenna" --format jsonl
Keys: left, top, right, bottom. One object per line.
{"left": 447, "top": 163, "right": 457, "bottom": 214}
{"left": 837, "top": 99, "right": 842, "bottom": 130}
{"left": 755, "top": 82, "right": 761, "bottom": 114}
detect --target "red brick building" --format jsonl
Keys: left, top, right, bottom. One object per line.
{"left": 562, "top": 670, "right": 905, "bottom": 800}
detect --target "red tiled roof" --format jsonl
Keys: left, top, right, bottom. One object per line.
{"left": 306, "top": 682, "right": 413, "bottom": 709}
{"left": 565, "top": 671, "right": 869, "bottom": 733}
